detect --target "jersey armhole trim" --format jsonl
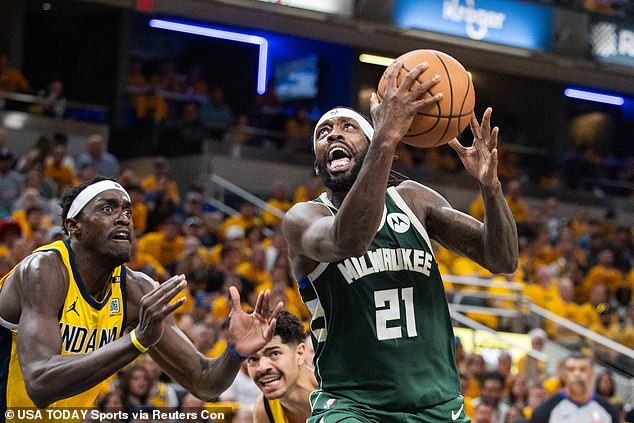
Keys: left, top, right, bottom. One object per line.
{"left": 0, "top": 314, "right": 17, "bottom": 332}
{"left": 387, "top": 186, "right": 435, "bottom": 257}
{"left": 263, "top": 398, "right": 275, "bottom": 423}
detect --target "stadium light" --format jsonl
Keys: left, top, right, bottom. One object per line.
{"left": 359, "top": 54, "right": 395, "bottom": 67}
{"left": 564, "top": 88, "right": 624, "bottom": 106}
{"left": 149, "top": 19, "right": 269, "bottom": 94}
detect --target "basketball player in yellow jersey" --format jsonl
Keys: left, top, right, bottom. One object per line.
{"left": 0, "top": 178, "right": 282, "bottom": 420}
{"left": 247, "top": 311, "right": 317, "bottom": 423}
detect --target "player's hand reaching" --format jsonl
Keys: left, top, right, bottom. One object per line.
{"left": 448, "top": 107, "right": 500, "bottom": 190}
{"left": 135, "top": 274, "right": 187, "bottom": 348}
{"left": 370, "top": 61, "right": 442, "bottom": 145}
{"left": 227, "top": 287, "right": 283, "bottom": 358}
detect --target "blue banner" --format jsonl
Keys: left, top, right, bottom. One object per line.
{"left": 590, "top": 17, "right": 634, "bottom": 67}
{"left": 392, "top": 0, "right": 553, "bottom": 51}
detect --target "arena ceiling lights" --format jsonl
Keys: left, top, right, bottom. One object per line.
{"left": 149, "top": 19, "right": 268, "bottom": 94}
{"left": 564, "top": 88, "right": 625, "bottom": 106}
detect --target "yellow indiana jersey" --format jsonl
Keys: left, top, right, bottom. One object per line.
{"left": 263, "top": 398, "right": 289, "bottom": 423}
{"left": 0, "top": 240, "right": 127, "bottom": 419}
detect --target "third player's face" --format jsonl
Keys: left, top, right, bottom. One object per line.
{"left": 247, "top": 336, "right": 305, "bottom": 399}
{"left": 314, "top": 117, "right": 369, "bottom": 192}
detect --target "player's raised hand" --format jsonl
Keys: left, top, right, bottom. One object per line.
{"left": 448, "top": 107, "right": 500, "bottom": 190}
{"left": 371, "top": 61, "right": 442, "bottom": 145}
{"left": 135, "top": 274, "right": 187, "bottom": 348}
{"left": 227, "top": 287, "right": 283, "bottom": 358}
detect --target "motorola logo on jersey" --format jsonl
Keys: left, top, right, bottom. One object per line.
{"left": 387, "top": 213, "right": 410, "bottom": 233}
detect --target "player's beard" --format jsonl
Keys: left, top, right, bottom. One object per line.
{"left": 315, "top": 145, "right": 368, "bottom": 193}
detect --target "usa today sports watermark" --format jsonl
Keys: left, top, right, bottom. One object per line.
{"left": 4, "top": 407, "right": 231, "bottom": 421}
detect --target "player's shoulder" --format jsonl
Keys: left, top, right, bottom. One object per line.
{"left": 395, "top": 180, "right": 450, "bottom": 208}
{"left": 124, "top": 266, "right": 157, "bottom": 298}
{"left": 252, "top": 395, "right": 269, "bottom": 423}
{"left": 283, "top": 201, "right": 332, "bottom": 231}
{"left": 16, "top": 250, "right": 68, "bottom": 288}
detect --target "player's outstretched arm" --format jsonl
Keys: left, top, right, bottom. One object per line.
{"left": 284, "top": 61, "right": 442, "bottom": 265}
{"left": 140, "top": 278, "right": 282, "bottom": 400}
{"left": 15, "top": 254, "right": 186, "bottom": 408}
{"left": 398, "top": 108, "right": 517, "bottom": 274}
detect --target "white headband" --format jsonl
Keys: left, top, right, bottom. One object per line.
{"left": 67, "top": 180, "right": 131, "bottom": 219}
{"left": 313, "top": 108, "right": 374, "bottom": 146}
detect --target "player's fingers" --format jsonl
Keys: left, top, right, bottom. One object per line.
{"left": 489, "top": 127, "right": 499, "bottom": 151}
{"left": 153, "top": 279, "right": 187, "bottom": 308}
{"left": 229, "top": 286, "right": 242, "bottom": 312}
{"left": 398, "top": 62, "right": 428, "bottom": 95}
{"left": 271, "top": 301, "right": 284, "bottom": 320}
{"left": 264, "top": 317, "right": 277, "bottom": 341}
{"left": 260, "top": 289, "right": 272, "bottom": 318}
{"left": 162, "top": 297, "right": 186, "bottom": 317}
{"left": 384, "top": 61, "right": 402, "bottom": 92}
{"left": 470, "top": 113, "right": 482, "bottom": 137}
{"left": 142, "top": 275, "right": 185, "bottom": 305}
{"left": 447, "top": 138, "right": 466, "bottom": 155}
{"left": 481, "top": 107, "right": 492, "bottom": 135}
{"left": 413, "top": 92, "right": 442, "bottom": 110}
{"left": 253, "top": 290, "right": 264, "bottom": 315}
{"left": 408, "top": 73, "right": 440, "bottom": 100}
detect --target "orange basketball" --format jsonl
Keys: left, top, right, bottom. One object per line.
{"left": 377, "top": 49, "right": 475, "bottom": 148}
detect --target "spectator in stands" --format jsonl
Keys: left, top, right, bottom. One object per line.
{"left": 144, "top": 356, "right": 178, "bottom": 410}
{"left": 220, "top": 201, "right": 262, "bottom": 238}
{"left": 582, "top": 248, "right": 624, "bottom": 297}
{"left": 52, "top": 132, "right": 76, "bottom": 172}
{"left": 140, "top": 157, "right": 180, "bottom": 203}
{"left": 45, "top": 141, "right": 77, "bottom": 193}
{"left": 0, "top": 53, "right": 30, "bottom": 93}
{"left": 171, "top": 102, "right": 207, "bottom": 154}
{"left": 0, "top": 150, "right": 23, "bottom": 217}
{"left": 529, "top": 353, "right": 618, "bottom": 423}
{"left": 31, "top": 77, "right": 66, "bottom": 118}
{"left": 508, "top": 375, "right": 528, "bottom": 411}
{"left": 77, "top": 134, "right": 120, "bottom": 177}
{"left": 496, "top": 352, "right": 513, "bottom": 396}
{"left": 137, "top": 215, "right": 185, "bottom": 273}
{"left": 178, "top": 392, "right": 212, "bottom": 423}
{"left": 200, "top": 86, "right": 234, "bottom": 134}
{"left": 504, "top": 405, "right": 526, "bottom": 423}
{"left": 594, "top": 371, "right": 624, "bottom": 411}
{"left": 285, "top": 107, "right": 313, "bottom": 153}
{"left": 183, "top": 65, "right": 208, "bottom": 96}
{"left": 263, "top": 181, "right": 292, "bottom": 228}
{"left": 120, "top": 365, "right": 153, "bottom": 413}
{"left": 523, "top": 265, "right": 561, "bottom": 310}
{"left": 473, "top": 401, "right": 497, "bottom": 423}
{"left": 16, "top": 135, "right": 51, "bottom": 173}
{"left": 222, "top": 115, "right": 250, "bottom": 155}
{"left": 472, "top": 371, "right": 509, "bottom": 423}
{"left": 183, "top": 191, "right": 204, "bottom": 219}
{"left": 465, "top": 353, "right": 486, "bottom": 399}
{"left": 292, "top": 174, "right": 323, "bottom": 204}
{"left": 523, "top": 382, "right": 548, "bottom": 420}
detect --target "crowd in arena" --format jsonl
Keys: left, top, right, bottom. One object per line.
{"left": 0, "top": 116, "right": 633, "bottom": 421}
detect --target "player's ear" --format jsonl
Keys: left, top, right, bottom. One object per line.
{"left": 296, "top": 341, "right": 306, "bottom": 364}
{"left": 64, "top": 218, "right": 80, "bottom": 237}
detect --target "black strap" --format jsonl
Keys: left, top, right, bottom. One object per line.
{"left": 263, "top": 398, "right": 275, "bottom": 423}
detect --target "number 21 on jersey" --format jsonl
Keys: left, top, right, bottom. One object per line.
{"left": 374, "top": 287, "right": 417, "bottom": 340}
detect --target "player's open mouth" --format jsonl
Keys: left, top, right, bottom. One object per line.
{"left": 112, "top": 231, "right": 130, "bottom": 242}
{"left": 327, "top": 145, "right": 353, "bottom": 173}
{"left": 259, "top": 375, "right": 282, "bottom": 389}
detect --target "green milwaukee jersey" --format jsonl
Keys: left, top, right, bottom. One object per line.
{"left": 298, "top": 187, "right": 460, "bottom": 411}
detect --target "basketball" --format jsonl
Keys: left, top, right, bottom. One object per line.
{"left": 377, "top": 49, "right": 475, "bottom": 148}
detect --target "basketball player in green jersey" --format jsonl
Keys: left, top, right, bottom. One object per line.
{"left": 282, "top": 61, "right": 518, "bottom": 422}
{"left": 0, "top": 178, "right": 281, "bottom": 418}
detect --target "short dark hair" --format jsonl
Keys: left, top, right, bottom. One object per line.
{"left": 60, "top": 176, "right": 109, "bottom": 222}
{"left": 274, "top": 311, "right": 305, "bottom": 346}
{"left": 480, "top": 371, "right": 505, "bottom": 388}
{"left": 565, "top": 351, "right": 593, "bottom": 364}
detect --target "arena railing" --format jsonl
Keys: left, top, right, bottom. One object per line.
{"left": 444, "top": 274, "right": 634, "bottom": 375}
{"left": 0, "top": 90, "right": 108, "bottom": 121}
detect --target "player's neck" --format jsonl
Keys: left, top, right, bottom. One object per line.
{"left": 326, "top": 191, "right": 347, "bottom": 209}
{"left": 71, "top": 242, "right": 119, "bottom": 301}
{"left": 279, "top": 367, "right": 316, "bottom": 421}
